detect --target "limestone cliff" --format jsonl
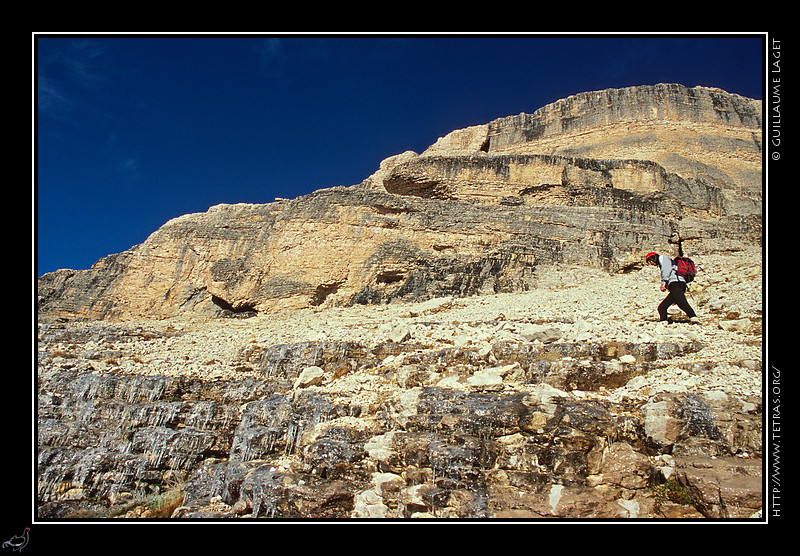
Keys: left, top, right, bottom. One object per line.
{"left": 36, "top": 83, "right": 765, "bottom": 520}
{"left": 37, "top": 84, "right": 762, "bottom": 320}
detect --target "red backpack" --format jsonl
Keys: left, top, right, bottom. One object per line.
{"left": 673, "top": 256, "right": 696, "bottom": 283}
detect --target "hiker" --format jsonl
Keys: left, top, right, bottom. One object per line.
{"left": 645, "top": 251, "right": 699, "bottom": 323}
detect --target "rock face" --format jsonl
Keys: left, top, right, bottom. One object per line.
{"left": 36, "top": 83, "right": 764, "bottom": 521}
{"left": 37, "top": 84, "right": 762, "bottom": 321}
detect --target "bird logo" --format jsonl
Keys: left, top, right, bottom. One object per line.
{"left": 2, "top": 528, "right": 29, "bottom": 552}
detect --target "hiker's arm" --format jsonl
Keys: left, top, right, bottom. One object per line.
{"left": 659, "top": 256, "right": 672, "bottom": 283}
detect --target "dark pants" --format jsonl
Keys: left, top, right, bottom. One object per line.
{"left": 658, "top": 281, "right": 696, "bottom": 321}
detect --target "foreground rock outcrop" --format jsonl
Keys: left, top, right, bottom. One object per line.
{"left": 37, "top": 249, "right": 762, "bottom": 519}
{"left": 36, "top": 84, "right": 763, "bottom": 520}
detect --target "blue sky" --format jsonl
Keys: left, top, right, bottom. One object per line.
{"left": 35, "top": 34, "right": 765, "bottom": 276}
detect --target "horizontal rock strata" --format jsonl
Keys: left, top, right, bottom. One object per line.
{"left": 37, "top": 333, "right": 761, "bottom": 519}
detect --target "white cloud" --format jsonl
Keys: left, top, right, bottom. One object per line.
{"left": 36, "top": 38, "right": 108, "bottom": 120}
{"left": 37, "top": 73, "right": 70, "bottom": 115}
{"left": 256, "top": 38, "right": 286, "bottom": 73}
